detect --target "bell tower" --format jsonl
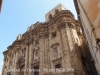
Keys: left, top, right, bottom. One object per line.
{"left": 45, "top": 3, "right": 66, "bottom": 22}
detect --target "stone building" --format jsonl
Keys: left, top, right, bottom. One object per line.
{"left": 1, "top": 3, "right": 98, "bottom": 75}
{"left": 74, "top": 0, "right": 100, "bottom": 74}
{"left": 0, "top": 0, "right": 2, "bottom": 12}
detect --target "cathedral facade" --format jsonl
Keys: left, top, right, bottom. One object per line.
{"left": 2, "top": 4, "right": 97, "bottom": 75}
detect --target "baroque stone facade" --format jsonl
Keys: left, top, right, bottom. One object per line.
{"left": 2, "top": 4, "right": 97, "bottom": 75}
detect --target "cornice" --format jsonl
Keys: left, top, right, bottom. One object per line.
{"left": 47, "top": 10, "right": 75, "bottom": 24}
{"left": 12, "top": 40, "right": 21, "bottom": 46}
{"left": 3, "top": 50, "right": 8, "bottom": 55}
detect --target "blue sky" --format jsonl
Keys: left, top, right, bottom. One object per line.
{"left": 0, "top": 0, "right": 77, "bottom": 74}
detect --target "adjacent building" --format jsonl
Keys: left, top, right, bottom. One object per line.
{"left": 0, "top": 0, "right": 2, "bottom": 12}
{"left": 2, "top": 4, "right": 98, "bottom": 75}
{"left": 74, "top": 0, "right": 100, "bottom": 75}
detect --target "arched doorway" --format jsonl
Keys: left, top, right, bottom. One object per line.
{"left": 17, "top": 56, "right": 25, "bottom": 75}
{"left": 34, "top": 65, "right": 39, "bottom": 75}
{"left": 19, "top": 65, "right": 24, "bottom": 75}
{"left": 7, "top": 72, "right": 11, "bottom": 75}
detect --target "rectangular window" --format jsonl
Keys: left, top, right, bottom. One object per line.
{"left": 35, "top": 40, "right": 39, "bottom": 45}
{"left": 52, "top": 32, "right": 56, "bottom": 38}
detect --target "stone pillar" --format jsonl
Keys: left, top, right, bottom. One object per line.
{"left": 39, "top": 35, "right": 45, "bottom": 75}
{"left": 12, "top": 53, "right": 15, "bottom": 75}
{"left": 58, "top": 45, "right": 60, "bottom": 54}
{"left": 5, "top": 56, "right": 9, "bottom": 75}
{"left": 7, "top": 57, "right": 10, "bottom": 73}
{"left": 2, "top": 57, "right": 6, "bottom": 75}
{"left": 58, "top": 23, "right": 72, "bottom": 70}
{"left": 28, "top": 43, "right": 32, "bottom": 75}
{"left": 49, "top": 32, "right": 54, "bottom": 71}
{"left": 24, "top": 43, "right": 29, "bottom": 75}
{"left": 14, "top": 50, "right": 18, "bottom": 75}
{"left": 65, "top": 23, "right": 74, "bottom": 52}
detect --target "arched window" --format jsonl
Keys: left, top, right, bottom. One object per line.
{"left": 33, "top": 48, "right": 40, "bottom": 61}
{"left": 55, "top": 9, "right": 59, "bottom": 14}
{"left": 52, "top": 32, "right": 56, "bottom": 38}
{"left": 49, "top": 14, "right": 52, "bottom": 20}
{"left": 51, "top": 43, "right": 60, "bottom": 57}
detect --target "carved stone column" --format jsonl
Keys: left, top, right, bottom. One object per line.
{"left": 39, "top": 35, "right": 44, "bottom": 75}
{"left": 28, "top": 43, "right": 33, "bottom": 75}
{"left": 2, "top": 57, "right": 6, "bottom": 75}
{"left": 12, "top": 53, "right": 15, "bottom": 75}
{"left": 5, "top": 56, "right": 9, "bottom": 75}
{"left": 7, "top": 57, "right": 10, "bottom": 69}
{"left": 58, "top": 23, "right": 73, "bottom": 70}
{"left": 24, "top": 43, "right": 29, "bottom": 75}
{"left": 14, "top": 49, "right": 19, "bottom": 75}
